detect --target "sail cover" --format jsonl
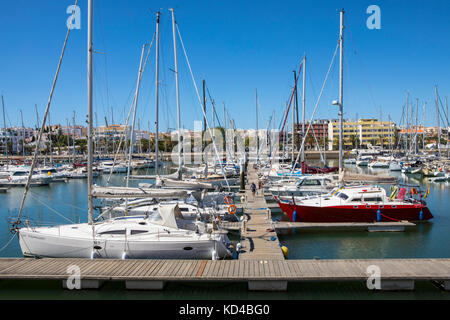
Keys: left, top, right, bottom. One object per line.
{"left": 92, "top": 185, "right": 188, "bottom": 199}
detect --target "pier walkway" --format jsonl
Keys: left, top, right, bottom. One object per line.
{"left": 237, "top": 165, "right": 285, "bottom": 261}
{"left": 0, "top": 258, "right": 448, "bottom": 291}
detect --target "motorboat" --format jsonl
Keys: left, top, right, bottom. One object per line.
{"left": 276, "top": 185, "right": 433, "bottom": 223}
{"left": 268, "top": 175, "right": 336, "bottom": 197}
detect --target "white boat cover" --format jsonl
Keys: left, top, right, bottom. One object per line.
{"left": 157, "top": 204, "right": 184, "bottom": 229}
{"left": 92, "top": 185, "right": 188, "bottom": 199}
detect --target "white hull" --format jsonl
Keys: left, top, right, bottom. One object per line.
{"left": 19, "top": 229, "right": 228, "bottom": 260}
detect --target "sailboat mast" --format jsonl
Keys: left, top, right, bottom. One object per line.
{"left": 292, "top": 71, "right": 296, "bottom": 163}
{"left": 87, "top": 0, "right": 94, "bottom": 226}
{"left": 256, "top": 89, "right": 259, "bottom": 163}
{"left": 423, "top": 102, "right": 426, "bottom": 151}
{"left": 154, "top": 11, "right": 161, "bottom": 175}
{"left": 1, "top": 96, "right": 8, "bottom": 165}
{"left": 170, "top": 8, "right": 182, "bottom": 172}
{"left": 302, "top": 55, "right": 306, "bottom": 162}
{"left": 435, "top": 86, "right": 441, "bottom": 157}
{"left": 21, "top": 110, "right": 25, "bottom": 158}
{"left": 338, "top": 9, "right": 344, "bottom": 172}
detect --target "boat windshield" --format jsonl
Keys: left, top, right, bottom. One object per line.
{"left": 299, "top": 179, "right": 322, "bottom": 186}
{"left": 336, "top": 192, "right": 349, "bottom": 201}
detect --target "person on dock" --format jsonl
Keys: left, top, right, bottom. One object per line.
{"left": 251, "top": 183, "right": 256, "bottom": 197}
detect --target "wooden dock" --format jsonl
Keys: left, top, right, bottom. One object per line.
{"left": 222, "top": 221, "right": 416, "bottom": 233}
{"left": 0, "top": 258, "right": 448, "bottom": 291}
{"left": 237, "top": 166, "right": 285, "bottom": 261}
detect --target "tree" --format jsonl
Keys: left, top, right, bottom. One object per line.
{"left": 76, "top": 139, "right": 88, "bottom": 154}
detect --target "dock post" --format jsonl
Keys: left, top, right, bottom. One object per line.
{"left": 62, "top": 279, "right": 105, "bottom": 290}
{"left": 248, "top": 281, "right": 288, "bottom": 291}
{"left": 379, "top": 280, "right": 415, "bottom": 291}
{"left": 125, "top": 280, "right": 166, "bottom": 290}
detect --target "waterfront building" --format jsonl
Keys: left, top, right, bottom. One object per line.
{"left": 328, "top": 118, "right": 397, "bottom": 150}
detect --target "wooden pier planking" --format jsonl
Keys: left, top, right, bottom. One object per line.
{"left": 238, "top": 166, "right": 285, "bottom": 261}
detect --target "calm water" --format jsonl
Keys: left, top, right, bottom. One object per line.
{"left": 0, "top": 161, "right": 449, "bottom": 299}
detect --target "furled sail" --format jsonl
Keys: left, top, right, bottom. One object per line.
{"left": 92, "top": 185, "right": 188, "bottom": 199}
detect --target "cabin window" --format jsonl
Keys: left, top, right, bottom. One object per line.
{"left": 302, "top": 180, "right": 322, "bottom": 186}
{"left": 131, "top": 230, "right": 148, "bottom": 235}
{"left": 98, "top": 230, "right": 126, "bottom": 235}
{"left": 179, "top": 208, "right": 189, "bottom": 212}
{"left": 338, "top": 193, "right": 349, "bottom": 200}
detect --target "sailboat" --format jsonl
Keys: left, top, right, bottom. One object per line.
{"left": 15, "top": 4, "right": 231, "bottom": 260}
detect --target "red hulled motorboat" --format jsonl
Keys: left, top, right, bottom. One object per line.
{"left": 276, "top": 185, "right": 433, "bottom": 223}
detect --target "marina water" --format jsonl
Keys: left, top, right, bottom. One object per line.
{"left": 0, "top": 161, "right": 449, "bottom": 299}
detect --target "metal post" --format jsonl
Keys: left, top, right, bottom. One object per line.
{"left": 338, "top": 9, "right": 344, "bottom": 172}
{"left": 155, "top": 11, "right": 161, "bottom": 175}
{"left": 302, "top": 55, "right": 306, "bottom": 162}
{"left": 87, "top": 0, "right": 94, "bottom": 226}
{"left": 170, "top": 8, "right": 182, "bottom": 173}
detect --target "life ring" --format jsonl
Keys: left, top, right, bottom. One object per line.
{"left": 228, "top": 204, "right": 237, "bottom": 215}
{"left": 411, "top": 188, "right": 417, "bottom": 195}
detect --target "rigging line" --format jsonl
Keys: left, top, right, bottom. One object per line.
{"left": 291, "top": 40, "right": 340, "bottom": 173}
{"left": 14, "top": 0, "right": 79, "bottom": 228}
{"left": 175, "top": 23, "right": 230, "bottom": 190}
{"left": 0, "top": 233, "right": 16, "bottom": 253}
{"left": 105, "top": 39, "right": 155, "bottom": 186}
{"left": 27, "top": 192, "right": 75, "bottom": 224}
{"left": 347, "top": 23, "right": 377, "bottom": 110}
{"left": 436, "top": 93, "right": 449, "bottom": 126}
{"left": 97, "top": 0, "right": 111, "bottom": 113}
{"left": 205, "top": 85, "right": 223, "bottom": 128}
{"left": 29, "top": 190, "right": 88, "bottom": 212}
{"left": 267, "top": 59, "right": 304, "bottom": 167}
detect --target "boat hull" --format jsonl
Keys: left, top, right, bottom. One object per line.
{"left": 18, "top": 230, "right": 230, "bottom": 260}
{"left": 277, "top": 200, "right": 433, "bottom": 223}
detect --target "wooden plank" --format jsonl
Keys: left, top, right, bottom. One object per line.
{"left": 145, "top": 260, "right": 165, "bottom": 277}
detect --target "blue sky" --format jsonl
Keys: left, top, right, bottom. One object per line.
{"left": 0, "top": 0, "right": 449, "bottom": 131}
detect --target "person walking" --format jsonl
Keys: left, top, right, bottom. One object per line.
{"left": 251, "top": 182, "right": 256, "bottom": 198}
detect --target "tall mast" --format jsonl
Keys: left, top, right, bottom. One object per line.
{"left": 302, "top": 55, "right": 306, "bottom": 162}
{"left": 87, "top": 0, "right": 94, "bottom": 226}
{"left": 125, "top": 44, "right": 147, "bottom": 216}
{"left": 72, "top": 111, "right": 76, "bottom": 165}
{"left": 435, "top": 86, "right": 441, "bottom": 157}
{"left": 338, "top": 9, "right": 344, "bottom": 172}
{"left": 66, "top": 118, "right": 70, "bottom": 158}
{"left": 406, "top": 92, "right": 409, "bottom": 155}
{"left": 415, "top": 98, "right": 418, "bottom": 154}
{"left": 423, "top": 102, "right": 426, "bottom": 151}
{"left": 21, "top": 110, "right": 25, "bottom": 158}
{"left": 154, "top": 11, "right": 161, "bottom": 175}
{"left": 1, "top": 96, "right": 8, "bottom": 165}
{"left": 170, "top": 8, "right": 182, "bottom": 173}
{"left": 291, "top": 71, "right": 296, "bottom": 163}
{"left": 255, "top": 89, "right": 259, "bottom": 163}
{"left": 48, "top": 112, "right": 53, "bottom": 166}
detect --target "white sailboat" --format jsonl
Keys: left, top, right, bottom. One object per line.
{"left": 15, "top": 4, "right": 231, "bottom": 260}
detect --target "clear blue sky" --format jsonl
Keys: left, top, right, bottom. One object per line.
{"left": 0, "top": 0, "right": 449, "bottom": 131}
